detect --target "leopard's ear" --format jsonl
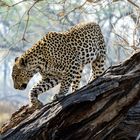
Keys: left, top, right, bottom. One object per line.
{"left": 18, "top": 57, "right": 27, "bottom": 68}
{"left": 15, "top": 57, "right": 19, "bottom": 62}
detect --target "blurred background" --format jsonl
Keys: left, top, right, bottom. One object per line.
{"left": 0, "top": 0, "right": 140, "bottom": 127}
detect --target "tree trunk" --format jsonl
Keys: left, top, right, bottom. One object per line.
{"left": 105, "top": 101, "right": 140, "bottom": 140}
{"left": 1, "top": 51, "right": 140, "bottom": 140}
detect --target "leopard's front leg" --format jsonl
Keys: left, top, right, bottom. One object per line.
{"left": 29, "top": 76, "right": 60, "bottom": 108}
{"left": 54, "top": 61, "right": 81, "bottom": 100}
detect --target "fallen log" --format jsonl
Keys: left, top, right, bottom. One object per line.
{"left": 1, "top": 51, "right": 140, "bottom": 140}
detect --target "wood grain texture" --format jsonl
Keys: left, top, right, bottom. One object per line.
{"left": 1, "top": 51, "right": 140, "bottom": 140}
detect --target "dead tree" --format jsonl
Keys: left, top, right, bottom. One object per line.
{"left": 0, "top": 51, "right": 140, "bottom": 140}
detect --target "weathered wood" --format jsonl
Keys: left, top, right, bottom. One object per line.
{"left": 105, "top": 101, "right": 140, "bottom": 140}
{"left": 1, "top": 51, "right": 140, "bottom": 140}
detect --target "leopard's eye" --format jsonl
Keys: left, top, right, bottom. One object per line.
{"left": 15, "top": 57, "right": 19, "bottom": 62}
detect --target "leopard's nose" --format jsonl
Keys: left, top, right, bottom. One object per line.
{"left": 14, "top": 84, "right": 19, "bottom": 89}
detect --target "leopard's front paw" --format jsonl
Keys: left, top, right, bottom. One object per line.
{"left": 30, "top": 100, "right": 43, "bottom": 109}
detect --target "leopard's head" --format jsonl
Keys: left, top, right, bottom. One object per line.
{"left": 12, "top": 57, "right": 34, "bottom": 90}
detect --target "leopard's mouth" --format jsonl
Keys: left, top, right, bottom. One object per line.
{"left": 20, "top": 83, "right": 27, "bottom": 90}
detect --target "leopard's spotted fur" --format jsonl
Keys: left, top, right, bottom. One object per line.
{"left": 12, "top": 22, "right": 106, "bottom": 108}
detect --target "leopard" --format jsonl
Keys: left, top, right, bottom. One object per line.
{"left": 12, "top": 22, "right": 106, "bottom": 108}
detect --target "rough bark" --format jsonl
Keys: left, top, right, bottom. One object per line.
{"left": 105, "top": 101, "right": 140, "bottom": 140}
{"left": 1, "top": 51, "right": 140, "bottom": 140}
